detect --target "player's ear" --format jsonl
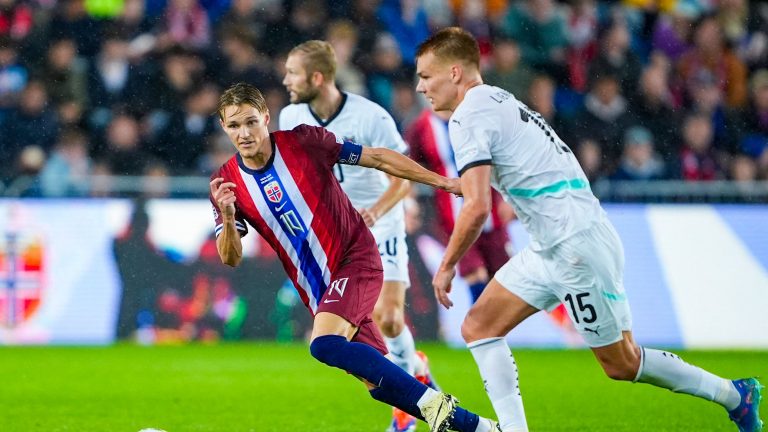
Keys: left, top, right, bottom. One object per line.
{"left": 263, "top": 111, "right": 270, "bottom": 125}
{"left": 450, "top": 64, "right": 462, "bottom": 84}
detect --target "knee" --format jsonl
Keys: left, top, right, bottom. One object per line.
{"left": 310, "top": 335, "right": 345, "bottom": 366}
{"left": 600, "top": 357, "right": 640, "bottom": 381}
{"left": 461, "top": 310, "right": 491, "bottom": 343}
{"left": 373, "top": 305, "right": 404, "bottom": 337}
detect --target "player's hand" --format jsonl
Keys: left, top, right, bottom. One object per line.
{"left": 358, "top": 208, "right": 378, "bottom": 227}
{"left": 443, "top": 177, "right": 462, "bottom": 196}
{"left": 210, "top": 177, "right": 237, "bottom": 219}
{"left": 432, "top": 265, "right": 456, "bottom": 309}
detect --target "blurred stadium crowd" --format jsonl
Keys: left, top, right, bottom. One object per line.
{"left": 1, "top": 0, "right": 768, "bottom": 197}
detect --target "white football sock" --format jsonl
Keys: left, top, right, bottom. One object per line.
{"left": 468, "top": 337, "right": 528, "bottom": 432}
{"left": 385, "top": 326, "right": 417, "bottom": 375}
{"left": 635, "top": 347, "right": 740, "bottom": 410}
{"left": 415, "top": 387, "right": 440, "bottom": 409}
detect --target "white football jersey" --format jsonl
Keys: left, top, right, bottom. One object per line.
{"left": 279, "top": 93, "right": 408, "bottom": 232}
{"left": 450, "top": 85, "right": 605, "bottom": 251}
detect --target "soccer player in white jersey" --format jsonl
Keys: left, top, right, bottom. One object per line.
{"left": 415, "top": 27, "right": 763, "bottom": 432}
{"left": 280, "top": 40, "right": 437, "bottom": 432}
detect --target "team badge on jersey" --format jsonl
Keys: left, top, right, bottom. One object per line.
{"left": 263, "top": 181, "right": 283, "bottom": 203}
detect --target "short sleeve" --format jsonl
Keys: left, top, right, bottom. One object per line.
{"left": 208, "top": 173, "right": 248, "bottom": 238}
{"left": 292, "top": 124, "right": 362, "bottom": 167}
{"left": 449, "top": 111, "right": 494, "bottom": 176}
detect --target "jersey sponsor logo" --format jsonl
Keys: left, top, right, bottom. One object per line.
{"left": 212, "top": 205, "right": 219, "bottom": 220}
{"left": 263, "top": 181, "right": 283, "bottom": 203}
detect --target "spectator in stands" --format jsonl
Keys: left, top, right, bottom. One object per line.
{"left": 37, "top": 37, "right": 89, "bottom": 107}
{"left": 39, "top": 128, "right": 92, "bottom": 197}
{"left": 526, "top": 74, "right": 569, "bottom": 136}
{"left": 628, "top": 60, "right": 678, "bottom": 162}
{"left": 47, "top": 0, "right": 103, "bottom": 58}
{"left": 687, "top": 69, "right": 741, "bottom": 156}
{"left": 729, "top": 154, "right": 758, "bottom": 182}
{"left": 483, "top": 37, "right": 535, "bottom": 101}
{"left": 149, "top": 47, "right": 205, "bottom": 113}
{"left": 573, "top": 73, "right": 631, "bottom": 169}
{"left": 0, "top": 0, "right": 32, "bottom": 42}
{"left": 1, "top": 81, "right": 58, "bottom": 162}
{"left": 737, "top": 69, "right": 768, "bottom": 161}
{"left": 217, "top": 26, "right": 276, "bottom": 90}
{"left": 100, "top": 113, "right": 150, "bottom": 176}
{"left": 575, "top": 138, "right": 604, "bottom": 183}
{"left": 500, "top": 0, "right": 568, "bottom": 79}
{"left": 564, "top": 0, "right": 598, "bottom": 92}
{"left": 153, "top": 83, "right": 218, "bottom": 173}
{"left": 325, "top": 20, "right": 367, "bottom": 97}
{"left": 651, "top": 2, "right": 698, "bottom": 62}
{"left": 377, "top": 0, "right": 430, "bottom": 68}
{"left": 591, "top": 18, "right": 643, "bottom": 100}
{"left": 87, "top": 30, "right": 143, "bottom": 126}
{"left": 155, "top": 0, "right": 211, "bottom": 51}
{"left": 611, "top": 126, "right": 666, "bottom": 181}
{"left": 679, "top": 113, "right": 722, "bottom": 181}
{"left": 367, "top": 32, "right": 405, "bottom": 112}
{"left": 676, "top": 13, "right": 748, "bottom": 109}
{"left": 0, "top": 36, "right": 27, "bottom": 111}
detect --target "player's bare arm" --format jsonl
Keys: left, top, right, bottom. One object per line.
{"left": 358, "top": 146, "right": 460, "bottom": 195}
{"left": 359, "top": 175, "right": 411, "bottom": 227}
{"left": 210, "top": 177, "right": 243, "bottom": 267}
{"left": 433, "top": 165, "right": 492, "bottom": 308}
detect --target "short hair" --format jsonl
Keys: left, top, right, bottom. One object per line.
{"left": 217, "top": 82, "right": 267, "bottom": 120}
{"left": 416, "top": 27, "right": 480, "bottom": 69}
{"left": 289, "top": 40, "right": 337, "bottom": 81}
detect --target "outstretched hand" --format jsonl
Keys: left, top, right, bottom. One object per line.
{"left": 210, "top": 177, "right": 237, "bottom": 219}
{"left": 432, "top": 266, "right": 456, "bottom": 309}
{"left": 443, "top": 177, "right": 462, "bottom": 196}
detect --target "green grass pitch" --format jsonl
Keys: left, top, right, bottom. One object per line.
{"left": 1, "top": 343, "right": 765, "bottom": 431}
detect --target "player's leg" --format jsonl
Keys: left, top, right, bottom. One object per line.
{"left": 373, "top": 280, "right": 418, "bottom": 432}
{"left": 310, "top": 313, "right": 497, "bottom": 432}
{"left": 313, "top": 266, "right": 496, "bottom": 432}
{"left": 462, "top": 276, "right": 540, "bottom": 432}
{"left": 573, "top": 220, "right": 763, "bottom": 430}
{"left": 591, "top": 331, "right": 763, "bottom": 431}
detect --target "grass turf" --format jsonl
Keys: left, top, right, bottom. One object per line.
{"left": 1, "top": 343, "right": 765, "bottom": 431}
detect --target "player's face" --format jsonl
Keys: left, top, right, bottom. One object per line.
{"left": 416, "top": 52, "right": 458, "bottom": 112}
{"left": 220, "top": 104, "right": 271, "bottom": 159}
{"left": 283, "top": 54, "right": 320, "bottom": 104}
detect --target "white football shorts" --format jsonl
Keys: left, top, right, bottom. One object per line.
{"left": 494, "top": 219, "right": 632, "bottom": 347}
{"left": 372, "top": 227, "right": 410, "bottom": 287}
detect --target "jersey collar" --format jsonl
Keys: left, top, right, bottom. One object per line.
{"left": 237, "top": 134, "right": 277, "bottom": 175}
{"left": 309, "top": 92, "right": 348, "bottom": 127}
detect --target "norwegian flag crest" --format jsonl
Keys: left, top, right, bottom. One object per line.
{"left": 264, "top": 181, "right": 283, "bottom": 203}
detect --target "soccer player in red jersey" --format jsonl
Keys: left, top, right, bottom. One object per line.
{"left": 209, "top": 82, "right": 500, "bottom": 432}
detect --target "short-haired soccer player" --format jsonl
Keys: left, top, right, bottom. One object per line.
{"left": 209, "top": 82, "right": 500, "bottom": 432}
{"left": 279, "top": 39, "right": 436, "bottom": 432}
{"left": 415, "top": 27, "right": 763, "bottom": 432}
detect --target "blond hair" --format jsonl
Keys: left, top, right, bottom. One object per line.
{"left": 217, "top": 82, "right": 267, "bottom": 120}
{"left": 416, "top": 27, "right": 480, "bottom": 69}
{"left": 289, "top": 40, "right": 337, "bottom": 81}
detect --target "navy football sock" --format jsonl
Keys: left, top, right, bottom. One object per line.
{"left": 468, "top": 281, "right": 487, "bottom": 303}
{"left": 310, "top": 335, "right": 427, "bottom": 413}
{"left": 451, "top": 406, "right": 480, "bottom": 431}
{"left": 369, "top": 387, "right": 425, "bottom": 420}
{"left": 370, "top": 387, "right": 481, "bottom": 432}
